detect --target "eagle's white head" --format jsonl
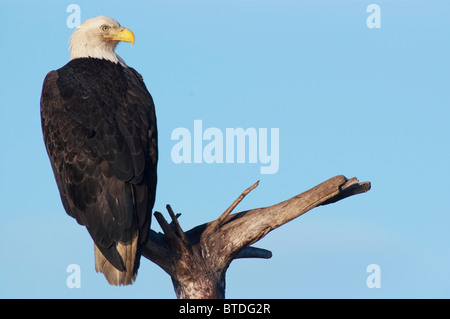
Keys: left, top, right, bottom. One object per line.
{"left": 69, "top": 16, "right": 135, "bottom": 66}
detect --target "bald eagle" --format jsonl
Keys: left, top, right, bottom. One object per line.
{"left": 40, "top": 16, "right": 158, "bottom": 286}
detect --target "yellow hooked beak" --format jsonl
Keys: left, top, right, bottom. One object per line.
{"left": 104, "top": 27, "right": 135, "bottom": 46}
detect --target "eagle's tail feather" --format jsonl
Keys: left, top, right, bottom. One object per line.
{"left": 94, "top": 234, "right": 139, "bottom": 286}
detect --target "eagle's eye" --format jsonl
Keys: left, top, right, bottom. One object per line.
{"left": 100, "top": 25, "right": 110, "bottom": 32}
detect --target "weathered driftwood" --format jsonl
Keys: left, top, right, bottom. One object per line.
{"left": 142, "top": 175, "right": 371, "bottom": 299}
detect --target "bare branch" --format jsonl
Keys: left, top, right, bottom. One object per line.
{"left": 166, "top": 205, "right": 190, "bottom": 246}
{"left": 206, "top": 175, "right": 359, "bottom": 259}
{"left": 201, "top": 180, "right": 259, "bottom": 242}
{"left": 216, "top": 180, "right": 260, "bottom": 227}
{"left": 153, "top": 212, "right": 176, "bottom": 243}
{"left": 235, "top": 246, "right": 272, "bottom": 259}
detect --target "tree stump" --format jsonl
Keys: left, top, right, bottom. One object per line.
{"left": 142, "top": 175, "right": 371, "bottom": 299}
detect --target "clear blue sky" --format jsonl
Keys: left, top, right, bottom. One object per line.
{"left": 1, "top": 0, "right": 449, "bottom": 298}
